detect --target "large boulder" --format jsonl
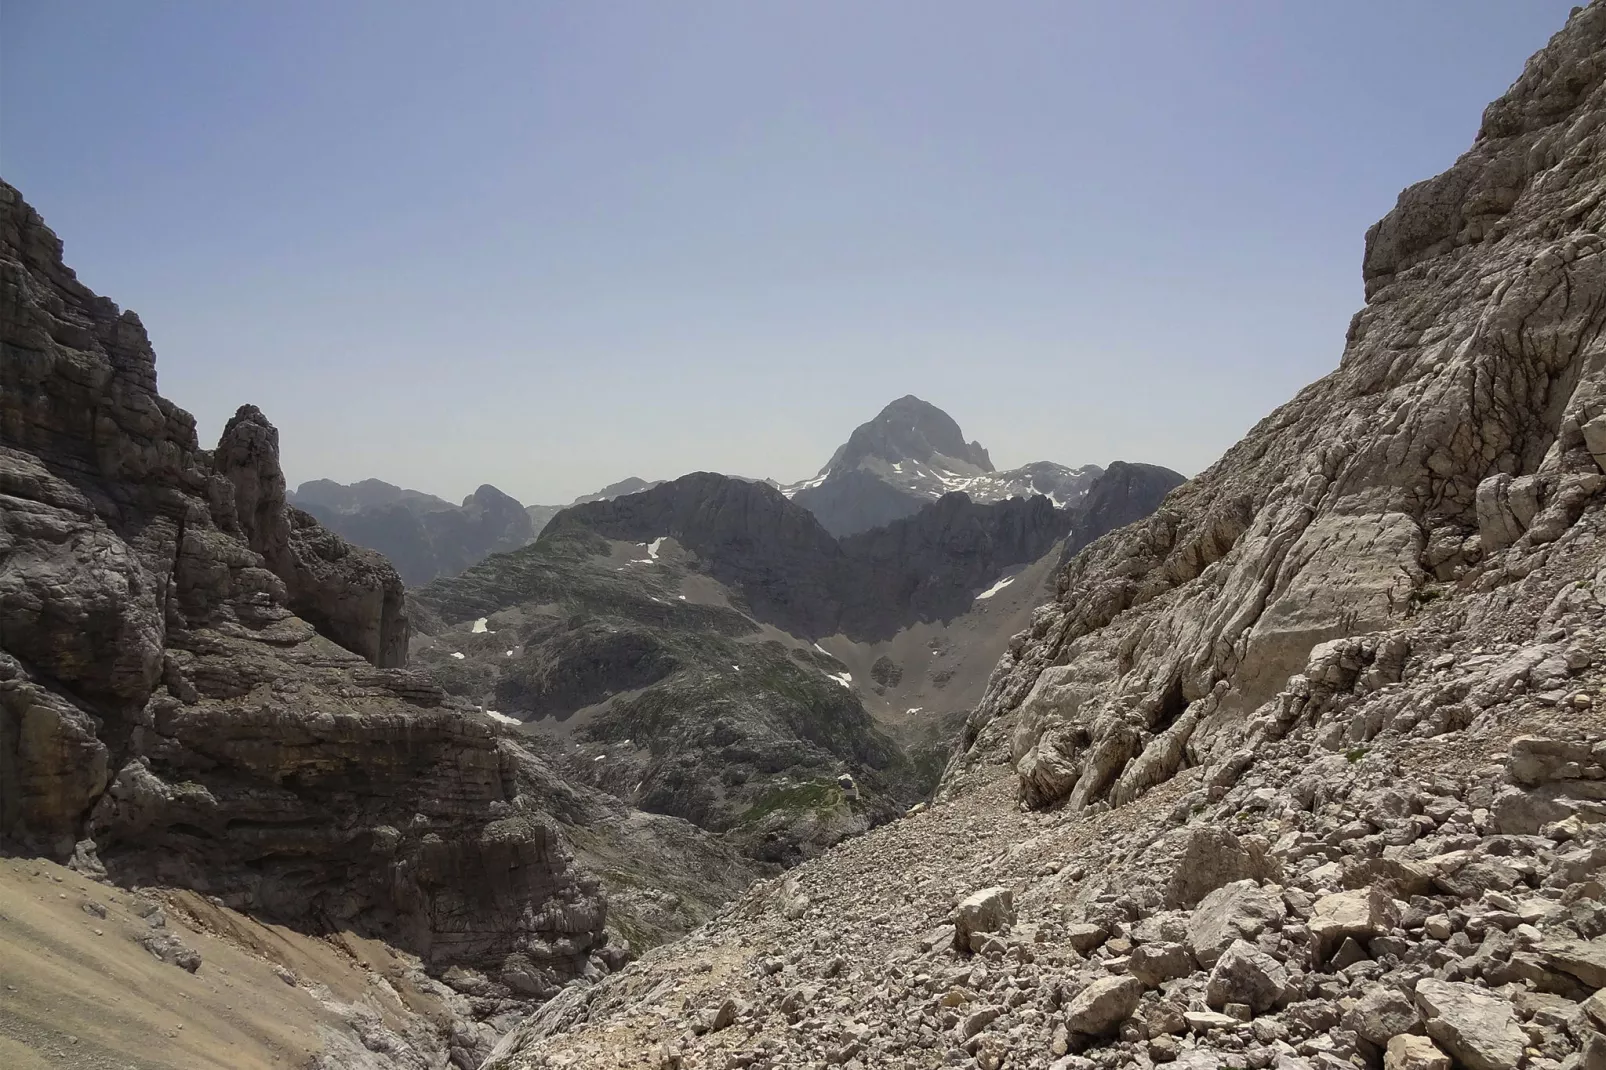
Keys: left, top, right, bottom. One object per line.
{"left": 953, "top": 887, "right": 1016, "bottom": 952}
{"left": 1188, "top": 880, "right": 1286, "bottom": 968}
{"left": 1205, "top": 940, "right": 1287, "bottom": 1014}
{"left": 1413, "top": 980, "right": 1525, "bottom": 1070}
{"left": 1066, "top": 976, "right": 1145, "bottom": 1036}
{"left": 1345, "top": 987, "right": 1423, "bottom": 1047}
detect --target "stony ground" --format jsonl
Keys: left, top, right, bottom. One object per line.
{"left": 482, "top": 492, "right": 1606, "bottom": 1070}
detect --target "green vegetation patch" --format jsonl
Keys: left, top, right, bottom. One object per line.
{"left": 738, "top": 779, "right": 842, "bottom": 825}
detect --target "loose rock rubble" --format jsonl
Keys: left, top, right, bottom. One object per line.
{"left": 482, "top": 679, "right": 1605, "bottom": 1070}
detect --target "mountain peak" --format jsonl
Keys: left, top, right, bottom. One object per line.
{"left": 824, "top": 395, "right": 994, "bottom": 478}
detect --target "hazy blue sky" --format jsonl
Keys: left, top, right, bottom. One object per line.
{"left": 2, "top": 2, "right": 1581, "bottom": 504}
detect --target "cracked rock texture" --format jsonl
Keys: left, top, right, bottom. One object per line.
{"left": 478, "top": 7, "right": 1606, "bottom": 1069}
{"left": 949, "top": 0, "right": 1606, "bottom": 818}
{"left": 0, "top": 179, "right": 721, "bottom": 1060}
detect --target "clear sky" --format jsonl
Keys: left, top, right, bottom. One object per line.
{"left": 1, "top": 1, "right": 1581, "bottom": 505}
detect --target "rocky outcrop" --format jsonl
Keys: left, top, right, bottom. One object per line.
{"left": 0, "top": 179, "right": 610, "bottom": 1001}
{"left": 948, "top": 1, "right": 1606, "bottom": 816}
{"left": 1060, "top": 460, "right": 1189, "bottom": 563}
{"left": 217, "top": 406, "right": 409, "bottom": 666}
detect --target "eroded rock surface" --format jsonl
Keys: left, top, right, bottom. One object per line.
{"left": 946, "top": 0, "right": 1606, "bottom": 821}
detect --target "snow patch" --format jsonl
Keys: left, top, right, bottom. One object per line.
{"left": 450, "top": 651, "right": 465, "bottom": 660}
{"left": 825, "top": 670, "right": 853, "bottom": 690}
{"left": 482, "top": 709, "right": 520, "bottom": 726}
{"left": 906, "top": 707, "right": 924, "bottom": 715}
{"left": 646, "top": 537, "right": 665, "bottom": 560}
{"left": 471, "top": 617, "right": 489, "bottom": 633}
{"left": 974, "top": 575, "right": 1015, "bottom": 601}
{"left": 505, "top": 650, "right": 515, "bottom": 657}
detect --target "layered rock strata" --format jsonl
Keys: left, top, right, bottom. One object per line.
{"left": 0, "top": 181, "right": 607, "bottom": 1001}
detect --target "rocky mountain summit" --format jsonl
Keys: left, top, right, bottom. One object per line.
{"left": 480, "top": 7, "right": 1606, "bottom": 1069}
{"left": 785, "top": 395, "right": 1176, "bottom": 538}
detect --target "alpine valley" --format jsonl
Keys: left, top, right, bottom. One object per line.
{"left": 3, "top": 6, "right": 1606, "bottom": 1070}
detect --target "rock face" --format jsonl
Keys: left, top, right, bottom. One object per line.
{"left": 0, "top": 180, "right": 623, "bottom": 1005}
{"left": 948, "top": 0, "right": 1606, "bottom": 818}
{"left": 476, "top": 9, "right": 1606, "bottom": 1069}
{"left": 785, "top": 394, "right": 1169, "bottom": 538}
{"left": 218, "top": 408, "right": 410, "bottom": 666}
{"left": 291, "top": 477, "right": 537, "bottom": 585}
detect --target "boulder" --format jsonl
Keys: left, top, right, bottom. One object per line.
{"left": 1205, "top": 940, "right": 1287, "bottom": 1014}
{"left": 1540, "top": 935, "right": 1606, "bottom": 988}
{"left": 1165, "top": 827, "right": 1272, "bottom": 907}
{"left": 953, "top": 887, "right": 1016, "bottom": 952}
{"left": 1188, "top": 880, "right": 1286, "bottom": 967}
{"left": 1345, "top": 986, "right": 1421, "bottom": 1047}
{"left": 1065, "top": 923, "right": 1109, "bottom": 955}
{"left": 1413, "top": 980, "right": 1524, "bottom": 1070}
{"left": 1384, "top": 1035, "right": 1451, "bottom": 1070}
{"left": 1310, "top": 889, "right": 1389, "bottom": 961}
{"left": 1066, "top": 976, "right": 1145, "bottom": 1036}
{"left": 1129, "top": 942, "right": 1197, "bottom": 988}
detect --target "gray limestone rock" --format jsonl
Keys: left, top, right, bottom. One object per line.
{"left": 1188, "top": 880, "right": 1287, "bottom": 968}
{"left": 946, "top": 0, "right": 1606, "bottom": 817}
{"left": 1129, "top": 941, "right": 1198, "bottom": 987}
{"left": 1066, "top": 976, "right": 1145, "bottom": 1036}
{"left": 1413, "top": 980, "right": 1525, "bottom": 1070}
{"left": 1205, "top": 940, "right": 1288, "bottom": 1014}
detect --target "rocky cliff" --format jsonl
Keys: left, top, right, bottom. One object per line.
{"left": 480, "top": 8, "right": 1606, "bottom": 1069}
{"left": 0, "top": 180, "right": 769, "bottom": 1067}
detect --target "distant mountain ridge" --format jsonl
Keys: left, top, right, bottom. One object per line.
{"left": 292, "top": 396, "right": 1183, "bottom": 586}
{"left": 289, "top": 476, "right": 664, "bottom": 585}
{"left": 783, "top": 394, "right": 1169, "bottom": 537}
